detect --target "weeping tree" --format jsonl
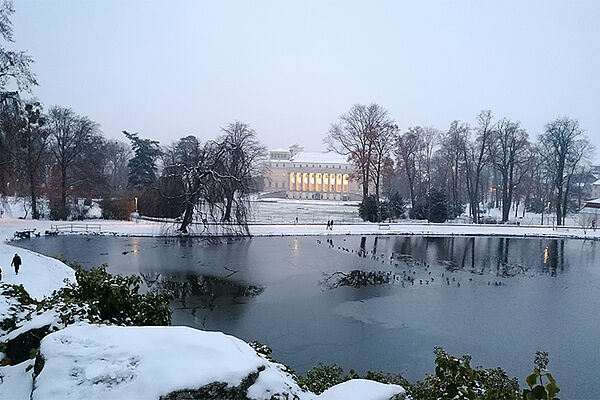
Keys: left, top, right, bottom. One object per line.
{"left": 216, "top": 121, "right": 266, "bottom": 223}
{"left": 162, "top": 122, "right": 265, "bottom": 234}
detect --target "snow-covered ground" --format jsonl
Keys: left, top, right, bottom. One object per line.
{"left": 0, "top": 224, "right": 75, "bottom": 301}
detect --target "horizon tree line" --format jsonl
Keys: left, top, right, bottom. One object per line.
{"left": 326, "top": 103, "right": 594, "bottom": 225}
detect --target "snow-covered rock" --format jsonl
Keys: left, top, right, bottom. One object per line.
{"left": 32, "top": 324, "right": 311, "bottom": 400}
{"left": 0, "top": 360, "right": 34, "bottom": 400}
{"left": 316, "top": 379, "right": 405, "bottom": 400}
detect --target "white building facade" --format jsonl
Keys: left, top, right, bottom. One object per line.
{"left": 263, "top": 145, "right": 362, "bottom": 201}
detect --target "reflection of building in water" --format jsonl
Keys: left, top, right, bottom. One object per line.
{"left": 262, "top": 145, "right": 361, "bottom": 201}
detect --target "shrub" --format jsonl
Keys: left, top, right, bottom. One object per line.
{"left": 51, "top": 265, "right": 172, "bottom": 326}
{"left": 296, "top": 364, "right": 351, "bottom": 394}
{"left": 100, "top": 198, "right": 135, "bottom": 220}
{"left": 359, "top": 193, "right": 405, "bottom": 222}
{"left": 406, "top": 347, "right": 524, "bottom": 400}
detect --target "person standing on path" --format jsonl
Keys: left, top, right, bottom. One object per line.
{"left": 11, "top": 253, "right": 22, "bottom": 275}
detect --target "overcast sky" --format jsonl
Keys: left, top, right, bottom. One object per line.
{"left": 11, "top": 1, "right": 600, "bottom": 161}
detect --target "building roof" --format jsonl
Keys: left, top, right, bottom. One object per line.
{"left": 290, "top": 152, "right": 348, "bottom": 164}
{"left": 270, "top": 148, "right": 289, "bottom": 152}
{"left": 592, "top": 179, "right": 600, "bottom": 186}
{"left": 583, "top": 198, "right": 600, "bottom": 209}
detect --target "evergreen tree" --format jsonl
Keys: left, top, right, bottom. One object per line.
{"left": 123, "top": 131, "right": 161, "bottom": 189}
{"left": 428, "top": 187, "right": 449, "bottom": 223}
{"left": 410, "top": 187, "right": 449, "bottom": 223}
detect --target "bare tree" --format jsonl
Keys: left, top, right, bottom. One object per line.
{"left": 0, "top": 1, "right": 37, "bottom": 92}
{"left": 461, "top": 110, "right": 493, "bottom": 223}
{"left": 441, "top": 121, "right": 469, "bottom": 215}
{"left": 48, "top": 106, "right": 99, "bottom": 219}
{"left": 418, "top": 126, "right": 439, "bottom": 196}
{"left": 0, "top": 93, "right": 20, "bottom": 193}
{"left": 489, "top": 118, "right": 530, "bottom": 222}
{"left": 216, "top": 121, "right": 266, "bottom": 222}
{"left": 396, "top": 126, "right": 424, "bottom": 209}
{"left": 539, "top": 117, "right": 591, "bottom": 225}
{"left": 104, "top": 140, "right": 131, "bottom": 196}
{"left": 15, "top": 100, "right": 50, "bottom": 219}
{"left": 325, "top": 103, "right": 394, "bottom": 199}
{"left": 162, "top": 125, "right": 265, "bottom": 234}
{"left": 369, "top": 122, "right": 396, "bottom": 219}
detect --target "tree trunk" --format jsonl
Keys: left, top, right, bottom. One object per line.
{"left": 30, "top": 181, "right": 38, "bottom": 219}
{"left": 562, "top": 175, "right": 572, "bottom": 226}
{"left": 375, "top": 175, "right": 380, "bottom": 222}
{"left": 179, "top": 200, "right": 195, "bottom": 233}
{"left": 61, "top": 167, "right": 68, "bottom": 220}
{"left": 223, "top": 194, "right": 234, "bottom": 222}
{"left": 556, "top": 184, "right": 563, "bottom": 226}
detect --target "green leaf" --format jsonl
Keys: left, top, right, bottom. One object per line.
{"left": 546, "top": 380, "right": 560, "bottom": 397}
{"left": 532, "top": 385, "right": 547, "bottom": 399}
{"left": 526, "top": 373, "right": 539, "bottom": 388}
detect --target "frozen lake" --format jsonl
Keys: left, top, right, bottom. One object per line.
{"left": 16, "top": 235, "right": 600, "bottom": 398}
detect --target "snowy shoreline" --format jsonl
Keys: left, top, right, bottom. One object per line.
{"left": 4, "top": 220, "right": 599, "bottom": 241}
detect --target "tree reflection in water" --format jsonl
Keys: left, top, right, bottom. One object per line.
{"left": 321, "top": 269, "right": 413, "bottom": 289}
{"left": 141, "top": 273, "right": 263, "bottom": 312}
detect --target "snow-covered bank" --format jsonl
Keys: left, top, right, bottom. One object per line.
{"left": 3, "top": 323, "right": 404, "bottom": 400}
{"left": 0, "top": 221, "right": 75, "bottom": 301}
{"left": 3, "top": 217, "right": 599, "bottom": 242}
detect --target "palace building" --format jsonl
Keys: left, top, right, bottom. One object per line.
{"left": 262, "top": 145, "right": 362, "bottom": 201}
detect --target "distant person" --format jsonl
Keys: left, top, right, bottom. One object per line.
{"left": 11, "top": 253, "right": 22, "bottom": 275}
{"left": 592, "top": 220, "right": 596, "bottom": 231}
{"left": 330, "top": 220, "right": 334, "bottom": 230}
{"left": 326, "top": 220, "right": 330, "bottom": 230}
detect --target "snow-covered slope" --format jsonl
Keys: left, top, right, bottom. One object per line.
{"left": 32, "top": 324, "right": 311, "bottom": 400}
{"left": 0, "top": 244, "right": 75, "bottom": 300}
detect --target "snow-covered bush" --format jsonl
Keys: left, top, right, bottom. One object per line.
{"left": 49, "top": 265, "right": 172, "bottom": 326}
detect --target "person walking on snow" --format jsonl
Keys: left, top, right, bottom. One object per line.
{"left": 592, "top": 220, "right": 596, "bottom": 231}
{"left": 11, "top": 253, "right": 22, "bottom": 275}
